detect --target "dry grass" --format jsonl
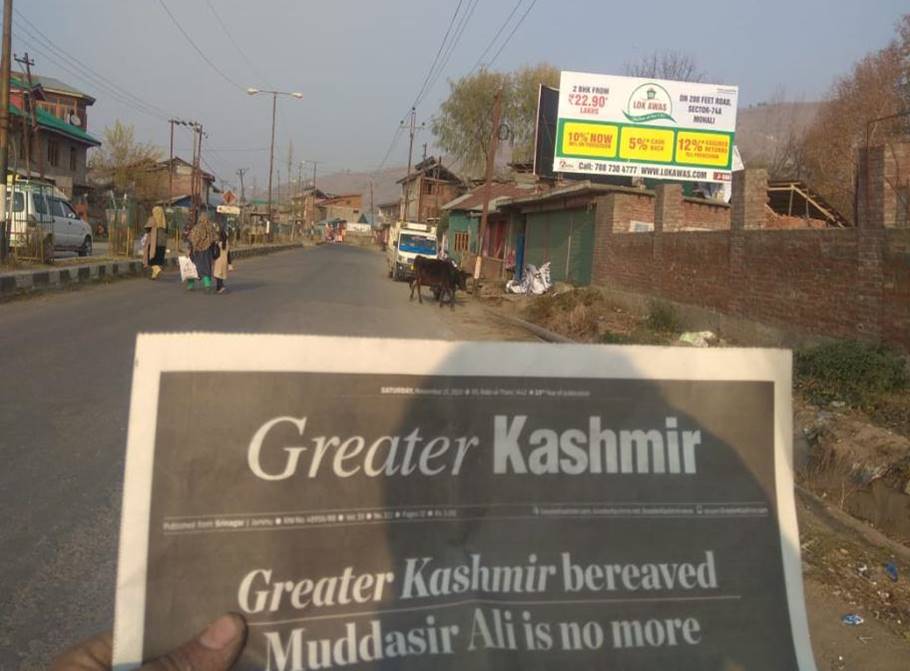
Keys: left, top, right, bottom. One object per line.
{"left": 522, "top": 287, "right": 674, "bottom": 344}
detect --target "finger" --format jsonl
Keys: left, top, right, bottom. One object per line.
{"left": 50, "top": 631, "right": 113, "bottom": 671}
{"left": 141, "top": 613, "right": 247, "bottom": 671}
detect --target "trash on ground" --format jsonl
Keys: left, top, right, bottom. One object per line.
{"left": 841, "top": 614, "right": 865, "bottom": 626}
{"left": 884, "top": 563, "right": 898, "bottom": 582}
{"left": 677, "top": 330, "right": 717, "bottom": 347}
{"left": 505, "top": 262, "right": 552, "bottom": 295}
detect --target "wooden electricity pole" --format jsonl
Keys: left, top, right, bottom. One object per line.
{"left": 474, "top": 88, "right": 502, "bottom": 281}
{"left": 14, "top": 52, "right": 35, "bottom": 178}
{"left": 168, "top": 119, "right": 176, "bottom": 200}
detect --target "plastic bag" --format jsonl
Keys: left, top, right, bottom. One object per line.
{"left": 506, "top": 262, "right": 552, "bottom": 295}
{"left": 178, "top": 255, "right": 199, "bottom": 282}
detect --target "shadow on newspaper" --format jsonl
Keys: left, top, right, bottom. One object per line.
{"left": 123, "top": 339, "right": 814, "bottom": 671}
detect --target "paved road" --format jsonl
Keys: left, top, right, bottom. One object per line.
{"left": 0, "top": 244, "right": 525, "bottom": 670}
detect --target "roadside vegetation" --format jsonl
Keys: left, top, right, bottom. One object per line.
{"left": 490, "top": 286, "right": 910, "bottom": 555}
{"left": 796, "top": 341, "right": 909, "bottom": 436}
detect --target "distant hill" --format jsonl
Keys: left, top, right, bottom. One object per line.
{"left": 736, "top": 101, "right": 822, "bottom": 168}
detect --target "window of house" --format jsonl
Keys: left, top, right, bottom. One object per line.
{"left": 47, "top": 139, "right": 60, "bottom": 168}
{"left": 70, "top": 146, "right": 77, "bottom": 171}
{"left": 453, "top": 231, "right": 470, "bottom": 252}
{"left": 423, "top": 181, "right": 435, "bottom": 194}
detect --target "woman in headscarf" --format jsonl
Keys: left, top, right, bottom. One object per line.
{"left": 186, "top": 212, "right": 217, "bottom": 292}
{"left": 142, "top": 206, "right": 168, "bottom": 280}
{"left": 212, "top": 222, "right": 231, "bottom": 294}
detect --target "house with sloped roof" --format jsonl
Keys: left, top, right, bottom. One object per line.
{"left": 9, "top": 73, "right": 101, "bottom": 200}
{"left": 397, "top": 156, "right": 464, "bottom": 224}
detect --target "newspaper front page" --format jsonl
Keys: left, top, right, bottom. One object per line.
{"left": 113, "top": 334, "right": 816, "bottom": 670}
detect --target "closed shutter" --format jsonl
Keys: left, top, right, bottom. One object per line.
{"left": 567, "top": 209, "right": 594, "bottom": 285}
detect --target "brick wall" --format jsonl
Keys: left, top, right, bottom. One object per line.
{"left": 764, "top": 211, "right": 827, "bottom": 229}
{"left": 592, "top": 167, "right": 910, "bottom": 351}
{"left": 681, "top": 198, "right": 730, "bottom": 230}
{"left": 883, "top": 229, "right": 910, "bottom": 346}
{"left": 610, "top": 192, "right": 654, "bottom": 232}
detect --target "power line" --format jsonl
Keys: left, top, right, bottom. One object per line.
{"left": 411, "top": 0, "right": 463, "bottom": 109}
{"left": 486, "top": 0, "right": 538, "bottom": 67}
{"left": 203, "top": 0, "right": 273, "bottom": 89}
{"left": 12, "top": 9, "right": 176, "bottom": 120}
{"left": 156, "top": 0, "right": 245, "bottom": 91}
{"left": 419, "top": 0, "right": 480, "bottom": 105}
{"left": 373, "top": 124, "right": 405, "bottom": 174}
{"left": 376, "top": 0, "right": 479, "bottom": 173}
{"left": 11, "top": 33, "right": 172, "bottom": 123}
{"left": 469, "top": 0, "right": 523, "bottom": 73}
{"left": 11, "top": 23, "right": 175, "bottom": 122}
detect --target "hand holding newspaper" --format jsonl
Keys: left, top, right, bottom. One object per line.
{"left": 113, "top": 335, "right": 816, "bottom": 670}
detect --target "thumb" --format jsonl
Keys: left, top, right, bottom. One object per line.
{"left": 141, "top": 613, "right": 247, "bottom": 671}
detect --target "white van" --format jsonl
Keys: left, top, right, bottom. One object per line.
{"left": 7, "top": 182, "right": 93, "bottom": 256}
{"left": 386, "top": 221, "right": 437, "bottom": 281}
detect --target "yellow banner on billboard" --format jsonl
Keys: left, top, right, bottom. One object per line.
{"left": 560, "top": 121, "right": 619, "bottom": 158}
{"left": 619, "top": 126, "right": 675, "bottom": 163}
{"left": 676, "top": 131, "right": 732, "bottom": 167}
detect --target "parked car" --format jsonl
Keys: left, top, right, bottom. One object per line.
{"left": 6, "top": 182, "right": 93, "bottom": 256}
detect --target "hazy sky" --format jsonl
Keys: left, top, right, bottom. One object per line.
{"left": 11, "top": 0, "right": 907, "bottom": 190}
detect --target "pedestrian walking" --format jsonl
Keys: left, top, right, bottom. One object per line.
{"left": 142, "top": 206, "right": 168, "bottom": 280}
{"left": 186, "top": 212, "right": 217, "bottom": 292}
{"left": 213, "top": 223, "right": 231, "bottom": 294}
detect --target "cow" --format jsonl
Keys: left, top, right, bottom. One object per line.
{"left": 410, "top": 256, "right": 469, "bottom": 309}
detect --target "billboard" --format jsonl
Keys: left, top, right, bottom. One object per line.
{"left": 554, "top": 71, "right": 739, "bottom": 184}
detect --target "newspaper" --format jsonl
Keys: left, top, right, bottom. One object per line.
{"left": 113, "top": 334, "right": 816, "bottom": 670}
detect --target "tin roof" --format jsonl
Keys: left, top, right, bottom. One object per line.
{"left": 9, "top": 102, "right": 100, "bottom": 146}
{"left": 442, "top": 182, "right": 540, "bottom": 212}
{"left": 12, "top": 72, "right": 95, "bottom": 104}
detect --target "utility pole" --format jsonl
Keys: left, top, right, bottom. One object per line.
{"left": 190, "top": 122, "right": 203, "bottom": 228}
{"left": 246, "top": 88, "right": 303, "bottom": 238}
{"left": 236, "top": 168, "right": 247, "bottom": 203}
{"left": 310, "top": 160, "right": 319, "bottom": 227}
{"left": 13, "top": 52, "right": 35, "bottom": 178}
{"left": 474, "top": 88, "right": 502, "bottom": 282}
{"left": 168, "top": 119, "right": 176, "bottom": 200}
{"left": 369, "top": 178, "right": 375, "bottom": 228}
{"left": 267, "top": 92, "right": 277, "bottom": 238}
{"left": 296, "top": 160, "right": 304, "bottom": 236}
{"left": 400, "top": 107, "right": 425, "bottom": 223}
{"left": 0, "top": 0, "right": 12, "bottom": 261}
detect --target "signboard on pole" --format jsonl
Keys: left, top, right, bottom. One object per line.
{"left": 553, "top": 71, "right": 739, "bottom": 184}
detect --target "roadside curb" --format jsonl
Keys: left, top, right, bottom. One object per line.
{"left": 0, "top": 243, "right": 304, "bottom": 301}
{"left": 481, "top": 307, "right": 575, "bottom": 343}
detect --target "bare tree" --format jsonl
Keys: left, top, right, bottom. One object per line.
{"left": 88, "top": 121, "right": 162, "bottom": 193}
{"left": 624, "top": 50, "right": 705, "bottom": 82}
{"left": 801, "top": 29, "right": 905, "bottom": 220}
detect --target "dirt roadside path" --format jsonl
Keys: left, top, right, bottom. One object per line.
{"left": 450, "top": 293, "right": 910, "bottom": 671}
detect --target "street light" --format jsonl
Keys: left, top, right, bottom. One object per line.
{"left": 247, "top": 88, "right": 304, "bottom": 237}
